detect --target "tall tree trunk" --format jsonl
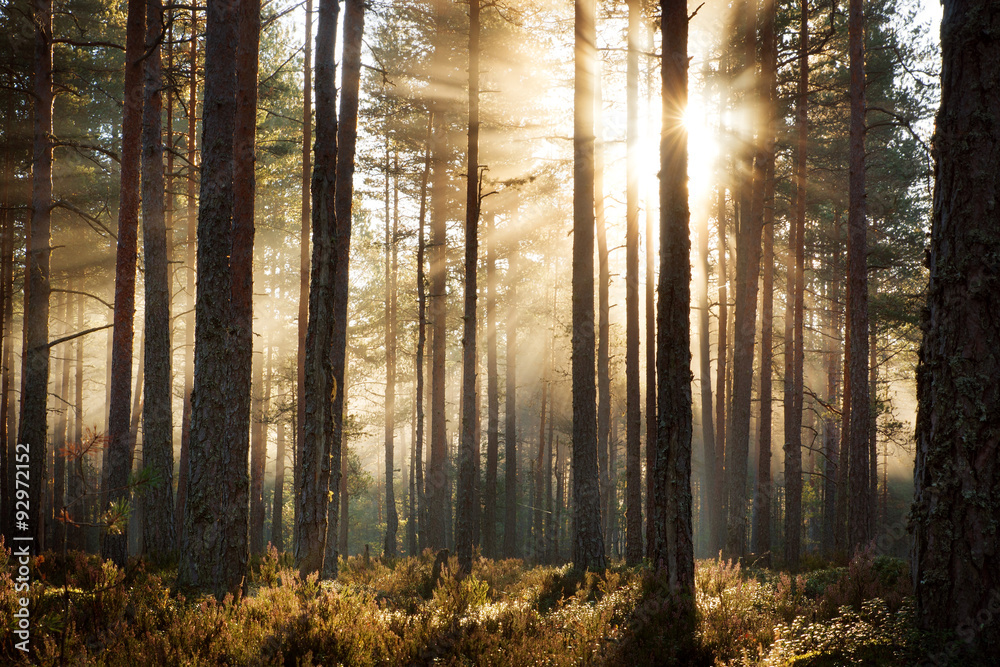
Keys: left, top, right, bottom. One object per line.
{"left": 250, "top": 344, "right": 271, "bottom": 555}
{"left": 426, "top": 0, "right": 450, "bottom": 552}
{"left": 572, "top": 0, "right": 606, "bottom": 572}
{"left": 384, "top": 139, "right": 399, "bottom": 560}
{"left": 836, "top": 244, "right": 851, "bottom": 555}
{"left": 534, "top": 372, "right": 547, "bottom": 562}
{"left": 457, "top": 0, "right": 480, "bottom": 574}
{"left": 415, "top": 113, "right": 431, "bottom": 553}
{"left": 483, "top": 209, "right": 499, "bottom": 558}
{"left": 624, "top": 0, "right": 643, "bottom": 566}
{"left": 176, "top": 0, "right": 248, "bottom": 596}
{"left": 69, "top": 292, "right": 85, "bottom": 550}
{"left": 545, "top": 314, "right": 556, "bottom": 562}
{"left": 594, "top": 64, "right": 612, "bottom": 557}
{"left": 141, "top": 0, "right": 176, "bottom": 560}
{"left": 869, "top": 326, "right": 877, "bottom": 532}
{"left": 846, "top": 0, "right": 871, "bottom": 554}
{"left": 101, "top": 0, "right": 143, "bottom": 566}
{"left": 714, "top": 176, "right": 728, "bottom": 557}
{"left": 698, "top": 203, "right": 717, "bottom": 560}
{"left": 175, "top": 6, "right": 198, "bottom": 547}
{"left": 724, "top": 0, "right": 764, "bottom": 560}
{"left": 821, "top": 238, "right": 840, "bottom": 557}
{"left": 644, "top": 22, "right": 657, "bottom": 561}
{"left": 503, "top": 238, "right": 518, "bottom": 558}
{"left": 295, "top": 0, "right": 312, "bottom": 547}
{"left": 914, "top": 1, "right": 1000, "bottom": 653}
{"left": 0, "top": 87, "right": 13, "bottom": 543}
{"left": 52, "top": 291, "right": 70, "bottom": 553}
{"left": 295, "top": 0, "right": 339, "bottom": 577}
{"left": 272, "top": 416, "right": 286, "bottom": 551}
{"left": 652, "top": 0, "right": 694, "bottom": 629}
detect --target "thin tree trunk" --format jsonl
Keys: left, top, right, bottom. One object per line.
{"left": 457, "top": 0, "right": 480, "bottom": 573}
{"left": 594, "top": 64, "right": 612, "bottom": 557}
{"left": 846, "top": 0, "right": 871, "bottom": 554}
{"left": 69, "top": 292, "right": 84, "bottom": 549}
{"left": 52, "top": 291, "right": 71, "bottom": 553}
{"left": 175, "top": 5, "right": 198, "bottom": 548}
{"left": 384, "top": 138, "right": 399, "bottom": 559}
{"left": 251, "top": 344, "right": 272, "bottom": 554}
{"left": 714, "top": 178, "right": 728, "bottom": 557}
{"left": 426, "top": 0, "right": 450, "bottom": 553}
{"left": 294, "top": 0, "right": 312, "bottom": 548}
{"left": 272, "top": 416, "right": 286, "bottom": 552}
{"left": 624, "top": 0, "right": 643, "bottom": 566}
{"left": 545, "top": 315, "right": 556, "bottom": 562}
{"left": 415, "top": 113, "right": 431, "bottom": 553}
{"left": 141, "top": 0, "right": 176, "bottom": 560}
{"left": 644, "top": 21, "right": 656, "bottom": 561}
{"left": 0, "top": 86, "right": 13, "bottom": 543}
{"left": 752, "top": 0, "right": 777, "bottom": 568}
{"left": 504, "top": 238, "right": 518, "bottom": 558}
{"left": 483, "top": 209, "right": 499, "bottom": 558}
{"left": 698, "top": 213, "right": 717, "bottom": 561}
{"left": 101, "top": 0, "right": 143, "bottom": 566}
{"left": 572, "top": 0, "right": 606, "bottom": 572}
{"left": 821, "top": 237, "right": 840, "bottom": 557}
{"left": 868, "top": 325, "right": 877, "bottom": 532}
{"left": 534, "top": 372, "right": 546, "bottom": 563}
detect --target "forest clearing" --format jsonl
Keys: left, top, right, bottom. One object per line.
{"left": 0, "top": 0, "right": 996, "bottom": 663}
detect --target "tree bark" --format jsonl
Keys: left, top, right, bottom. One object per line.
{"left": 101, "top": 0, "right": 143, "bottom": 566}
{"left": 175, "top": 6, "right": 198, "bottom": 548}
{"left": 295, "top": 0, "right": 312, "bottom": 548}
{"left": 651, "top": 0, "right": 694, "bottom": 630}
{"left": 594, "top": 63, "right": 611, "bottom": 558}
{"left": 483, "top": 208, "right": 499, "bottom": 558}
{"left": 821, "top": 234, "right": 841, "bottom": 557}
{"left": 504, "top": 237, "right": 518, "bottom": 559}
{"left": 272, "top": 416, "right": 286, "bottom": 551}
{"left": 846, "top": 0, "right": 871, "bottom": 554}
{"left": 415, "top": 113, "right": 431, "bottom": 553}
{"left": 624, "top": 0, "right": 643, "bottom": 566}
{"left": 914, "top": 0, "right": 1000, "bottom": 653}
{"left": 426, "top": 0, "right": 450, "bottom": 552}
{"left": 714, "top": 176, "right": 728, "bottom": 558}
{"left": 644, "top": 22, "right": 656, "bottom": 561}
{"left": 52, "top": 291, "right": 70, "bottom": 553}
{"left": 457, "top": 0, "right": 480, "bottom": 574}
{"left": 141, "top": 0, "right": 176, "bottom": 560}
{"left": 250, "top": 344, "right": 271, "bottom": 555}
{"left": 0, "top": 86, "right": 13, "bottom": 543}
{"left": 384, "top": 138, "right": 399, "bottom": 560}
{"left": 572, "top": 0, "right": 606, "bottom": 573}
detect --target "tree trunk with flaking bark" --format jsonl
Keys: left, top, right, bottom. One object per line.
{"left": 914, "top": 1, "right": 1000, "bottom": 653}
{"left": 457, "top": 0, "right": 480, "bottom": 574}
{"left": 141, "top": 0, "right": 177, "bottom": 560}
{"left": 294, "top": 0, "right": 312, "bottom": 548}
{"left": 651, "top": 0, "right": 694, "bottom": 635}
{"left": 102, "top": 0, "right": 143, "bottom": 566}
{"left": 624, "top": 0, "right": 642, "bottom": 566}
{"left": 572, "top": 0, "right": 606, "bottom": 573}
{"left": 846, "top": 0, "right": 871, "bottom": 554}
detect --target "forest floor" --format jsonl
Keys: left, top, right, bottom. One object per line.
{"left": 0, "top": 541, "right": 932, "bottom": 665}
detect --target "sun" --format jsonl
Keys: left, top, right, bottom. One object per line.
{"left": 683, "top": 93, "right": 719, "bottom": 207}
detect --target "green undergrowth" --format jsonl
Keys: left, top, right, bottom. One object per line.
{"left": 0, "top": 541, "right": 921, "bottom": 666}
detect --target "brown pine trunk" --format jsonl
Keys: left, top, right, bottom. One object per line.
{"left": 846, "top": 0, "right": 871, "bottom": 554}
{"left": 594, "top": 65, "right": 611, "bottom": 557}
{"left": 534, "top": 374, "right": 546, "bottom": 563}
{"left": 868, "top": 326, "right": 877, "bottom": 532}
{"left": 175, "top": 6, "right": 198, "bottom": 548}
{"left": 272, "top": 415, "right": 286, "bottom": 551}
{"left": 141, "top": 0, "right": 176, "bottom": 560}
{"left": 52, "top": 291, "right": 71, "bottom": 553}
{"left": 294, "top": 0, "right": 312, "bottom": 547}
{"left": 572, "top": 0, "right": 606, "bottom": 572}
{"left": 914, "top": 1, "right": 1000, "bottom": 652}
{"left": 384, "top": 138, "right": 399, "bottom": 560}
{"left": 101, "top": 0, "right": 143, "bottom": 566}
{"left": 69, "top": 293, "right": 85, "bottom": 550}
{"left": 457, "top": 0, "right": 480, "bottom": 573}
{"left": 624, "top": 0, "right": 643, "bottom": 566}
{"left": 644, "top": 22, "right": 656, "bottom": 560}
{"left": 698, "top": 188, "right": 717, "bottom": 561}
{"left": 545, "top": 318, "right": 556, "bottom": 562}
{"left": 652, "top": 0, "right": 694, "bottom": 632}
{"left": 250, "top": 344, "right": 271, "bottom": 555}
{"left": 821, "top": 233, "right": 841, "bottom": 557}
{"left": 503, "top": 239, "right": 518, "bottom": 558}
{"left": 426, "top": 0, "right": 450, "bottom": 553}
{"left": 415, "top": 113, "right": 431, "bottom": 553}
{"left": 714, "top": 179, "right": 728, "bottom": 557}
{"left": 483, "top": 209, "right": 499, "bottom": 558}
